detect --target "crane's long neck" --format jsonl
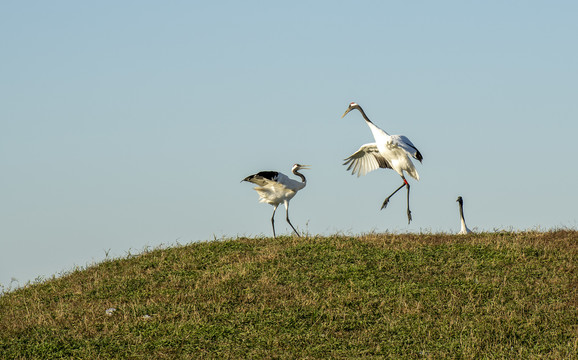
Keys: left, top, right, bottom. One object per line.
{"left": 356, "top": 106, "right": 373, "bottom": 124}
{"left": 459, "top": 202, "right": 468, "bottom": 230}
{"left": 356, "top": 106, "right": 390, "bottom": 139}
{"left": 293, "top": 170, "right": 306, "bottom": 184}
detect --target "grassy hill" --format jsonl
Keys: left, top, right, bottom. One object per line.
{"left": 1, "top": 231, "right": 577, "bottom": 359}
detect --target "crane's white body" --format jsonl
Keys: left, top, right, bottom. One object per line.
{"left": 250, "top": 172, "right": 305, "bottom": 206}
{"left": 345, "top": 119, "right": 420, "bottom": 180}
{"left": 459, "top": 220, "right": 472, "bottom": 235}
{"left": 243, "top": 164, "right": 309, "bottom": 238}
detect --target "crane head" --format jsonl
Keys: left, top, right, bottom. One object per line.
{"left": 341, "top": 102, "right": 360, "bottom": 118}
{"left": 456, "top": 196, "right": 463, "bottom": 205}
{"left": 292, "top": 164, "right": 311, "bottom": 172}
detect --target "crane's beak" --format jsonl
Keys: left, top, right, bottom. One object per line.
{"left": 299, "top": 165, "right": 311, "bottom": 170}
{"left": 341, "top": 108, "right": 351, "bottom": 118}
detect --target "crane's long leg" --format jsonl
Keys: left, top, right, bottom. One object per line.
{"left": 380, "top": 181, "right": 407, "bottom": 210}
{"left": 284, "top": 201, "right": 301, "bottom": 237}
{"left": 271, "top": 205, "right": 279, "bottom": 238}
{"left": 405, "top": 181, "right": 412, "bottom": 224}
{"left": 381, "top": 177, "right": 413, "bottom": 224}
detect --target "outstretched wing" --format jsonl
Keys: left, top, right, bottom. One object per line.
{"left": 343, "top": 143, "right": 391, "bottom": 177}
{"left": 389, "top": 135, "right": 423, "bottom": 162}
{"left": 242, "top": 171, "right": 280, "bottom": 186}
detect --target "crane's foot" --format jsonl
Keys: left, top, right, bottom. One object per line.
{"left": 380, "top": 197, "right": 391, "bottom": 210}
{"left": 407, "top": 209, "right": 412, "bottom": 224}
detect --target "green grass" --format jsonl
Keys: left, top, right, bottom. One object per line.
{"left": 1, "top": 231, "right": 577, "bottom": 359}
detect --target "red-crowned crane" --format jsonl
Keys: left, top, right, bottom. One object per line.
{"left": 341, "top": 102, "right": 423, "bottom": 224}
{"left": 242, "top": 164, "right": 310, "bottom": 238}
{"left": 456, "top": 196, "right": 473, "bottom": 234}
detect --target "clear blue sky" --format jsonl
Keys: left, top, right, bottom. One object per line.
{"left": 2, "top": 1, "right": 577, "bottom": 289}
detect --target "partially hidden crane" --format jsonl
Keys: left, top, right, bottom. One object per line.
{"left": 242, "top": 164, "right": 310, "bottom": 238}
{"left": 456, "top": 196, "right": 472, "bottom": 234}
{"left": 341, "top": 102, "right": 423, "bottom": 224}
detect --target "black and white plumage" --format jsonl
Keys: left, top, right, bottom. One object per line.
{"left": 341, "top": 102, "right": 423, "bottom": 224}
{"left": 242, "top": 164, "right": 310, "bottom": 238}
{"left": 456, "top": 196, "right": 472, "bottom": 234}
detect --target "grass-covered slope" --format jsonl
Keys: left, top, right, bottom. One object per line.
{"left": 1, "top": 231, "right": 577, "bottom": 359}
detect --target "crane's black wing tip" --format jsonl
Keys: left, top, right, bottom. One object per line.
{"left": 242, "top": 171, "right": 280, "bottom": 185}
{"left": 255, "top": 171, "right": 279, "bottom": 181}
{"left": 415, "top": 150, "right": 423, "bottom": 163}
